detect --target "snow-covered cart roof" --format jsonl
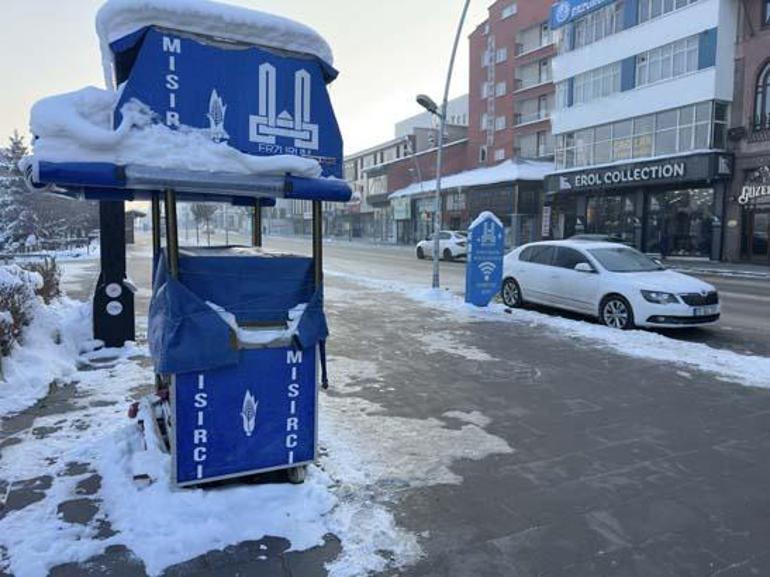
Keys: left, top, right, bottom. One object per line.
{"left": 23, "top": 0, "right": 351, "bottom": 205}
{"left": 96, "top": 0, "right": 335, "bottom": 87}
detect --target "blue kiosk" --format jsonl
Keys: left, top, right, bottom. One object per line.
{"left": 25, "top": 3, "right": 352, "bottom": 486}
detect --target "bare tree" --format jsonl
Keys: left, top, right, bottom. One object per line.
{"left": 189, "top": 203, "right": 219, "bottom": 246}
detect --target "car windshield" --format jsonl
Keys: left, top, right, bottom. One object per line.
{"left": 588, "top": 247, "right": 663, "bottom": 272}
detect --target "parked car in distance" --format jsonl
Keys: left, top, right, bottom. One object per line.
{"left": 569, "top": 233, "right": 633, "bottom": 246}
{"left": 501, "top": 240, "right": 720, "bottom": 330}
{"left": 416, "top": 231, "right": 468, "bottom": 261}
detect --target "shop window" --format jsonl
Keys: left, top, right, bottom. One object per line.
{"left": 645, "top": 189, "right": 714, "bottom": 257}
{"left": 586, "top": 195, "right": 638, "bottom": 245}
{"left": 765, "top": 0, "right": 770, "bottom": 26}
{"left": 754, "top": 62, "right": 770, "bottom": 130}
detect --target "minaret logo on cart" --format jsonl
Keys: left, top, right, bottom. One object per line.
{"left": 241, "top": 391, "right": 259, "bottom": 437}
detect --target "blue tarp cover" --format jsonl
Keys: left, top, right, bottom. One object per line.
{"left": 149, "top": 247, "right": 327, "bottom": 374}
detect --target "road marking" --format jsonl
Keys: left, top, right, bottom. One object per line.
{"left": 718, "top": 290, "right": 770, "bottom": 303}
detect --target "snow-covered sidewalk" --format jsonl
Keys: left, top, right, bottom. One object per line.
{"left": 0, "top": 292, "right": 513, "bottom": 577}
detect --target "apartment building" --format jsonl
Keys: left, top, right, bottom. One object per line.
{"left": 545, "top": 0, "right": 736, "bottom": 261}
{"left": 725, "top": 0, "right": 770, "bottom": 264}
{"left": 468, "top": 1, "right": 556, "bottom": 167}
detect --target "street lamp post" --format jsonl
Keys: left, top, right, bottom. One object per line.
{"left": 416, "top": 0, "right": 472, "bottom": 289}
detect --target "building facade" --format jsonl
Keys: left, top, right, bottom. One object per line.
{"left": 395, "top": 94, "right": 469, "bottom": 138}
{"left": 341, "top": 123, "right": 469, "bottom": 243}
{"left": 725, "top": 0, "right": 770, "bottom": 264}
{"left": 545, "top": 0, "right": 737, "bottom": 261}
{"left": 468, "top": 1, "right": 557, "bottom": 168}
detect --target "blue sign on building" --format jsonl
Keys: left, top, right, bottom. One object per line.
{"left": 549, "top": 0, "right": 615, "bottom": 29}
{"left": 114, "top": 27, "right": 343, "bottom": 178}
{"left": 173, "top": 347, "right": 317, "bottom": 486}
{"left": 465, "top": 212, "right": 505, "bottom": 308}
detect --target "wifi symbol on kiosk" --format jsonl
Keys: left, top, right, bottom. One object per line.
{"left": 478, "top": 261, "right": 497, "bottom": 282}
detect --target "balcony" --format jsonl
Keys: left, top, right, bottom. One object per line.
{"left": 514, "top": 110, "right": 551, "bottom": 127}
{"left": 514, "top": 40, "right": 554, "bottom": 58}
{"left": 513, "top": 72, "right": 553, "bottom": 93}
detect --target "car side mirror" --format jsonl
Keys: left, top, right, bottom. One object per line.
{"left": 574, "top": 262, "right": 594, "bottom": 273}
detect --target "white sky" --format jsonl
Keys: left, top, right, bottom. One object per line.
{"left": 0, "top": 0, "right": 490, "bottom": 155}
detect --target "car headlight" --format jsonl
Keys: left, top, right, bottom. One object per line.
{"left": 641, "top": 290, "right": 679, "bottom": 304}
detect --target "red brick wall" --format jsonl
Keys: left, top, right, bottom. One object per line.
{"left": 385, "top": 140, "right": 470, "bottom": 193}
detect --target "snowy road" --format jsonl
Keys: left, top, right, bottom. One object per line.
{"left": 2, "top": 232, "right": 769, "bottom": 577}
{"left": 262, "top": 235, "right": 770, "bottom": 358}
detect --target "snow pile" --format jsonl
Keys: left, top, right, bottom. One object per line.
{"left": 90, "top": 425, "right": 338, "bottom": 577}
{"left": 389, "top": 159, "right": 555, "bottom": 199}
{"left": 207, "top": 301, "right": 307, "bottom": 346}
{"left": 0, "top": 299, "right": 95, "bottom": 416}
{"left": 25, "top": 87, "right": 322, "bottom": 179}
{"left": 96, "top": 0, "right": 334, "bottom": 85}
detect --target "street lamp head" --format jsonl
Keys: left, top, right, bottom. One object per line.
{"left": 416, "top": 94, "right": 440, "bottom": 117}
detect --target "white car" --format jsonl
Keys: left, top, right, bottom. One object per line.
{"left": 416, "top": 231, "right": 468, "bottom": 261}
{"left": 501, "top": 240, "right": 720, "bottom": 330}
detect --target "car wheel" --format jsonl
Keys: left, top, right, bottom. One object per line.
{"left": 501, "top": 278, "right": 524, "bottom": 308}
{"left": 600, "top": 295, "right": 635, "bottom": 330}
{"left": 417, "top": 247, "right": 425, "bottom": 260}
{"left": 443, "top": 248, "right": 453, "bottom": 261}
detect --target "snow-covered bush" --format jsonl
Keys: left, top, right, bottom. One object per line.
{"left": 23, "top": 258, "right": 61, "bottom": 304}
{"left": 0, "top": 264, "right": 46, "bottom": 357}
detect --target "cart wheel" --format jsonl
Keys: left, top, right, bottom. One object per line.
{"left": 287, "top": 466, "right": 307, "bottom": 484}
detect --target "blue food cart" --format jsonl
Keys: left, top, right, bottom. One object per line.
{"left": 25, "top": 4, "right": 351, "bottom": 486}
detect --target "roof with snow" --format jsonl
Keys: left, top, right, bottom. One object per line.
{"left": 96, "top": 0, "right": 334, "bottom": 75}
{"left": 388, "top": 159, "right": 555, "bottom": 200}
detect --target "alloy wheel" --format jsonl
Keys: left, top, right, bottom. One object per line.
{"left": 502, "top": 279, "right": 521, "bottom": 308}
{"left": 603, "top": 299, "right": 630, "bottom": 329}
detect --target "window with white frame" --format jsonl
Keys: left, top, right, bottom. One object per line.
{"left": 495, "top": 82, "right": 507, "bottom": 97}
{"left": 517, "top": 21, "right": 552, "bottom": 54}
{"left": 502, "top": 3, "right": 517, "bottom": 19}
{"left": 636, "top": 35, "right": 699, "bottom": 86}
{"left": 517, "top": 58, "right": 551, "bottom": 90}
{"left": 494, "top": 148, "right": 506, "bottom": 161}
{"left": 495, "top": 116, "right": 507, "bottom": 131}
{"left": 638, "top": 0, "right": 699, "bottom": 24}
{"left": 518, "top": 133, "right": 537, "bottom": 158}
{"left": 537, "top": 131, "right": 554, "bottom": 157}
{"left": 555, "top": 81, "right": 570, "bottom": 109}
{"left": 571, "top": 62, "right": 621, "bottom": 107}
{"left": 496, "top": 47, "right": 508, "bottom": 63}
{"left": 481, "top": 82, "right": 492, "bottom": 98}
{"left": 479, "top": 146, "right": 488, "bottom": 163}
{"left": 563, "top": 2, "right": 625, "bottom": 53}
{"left": 554, "top": 101, "right": 727, "bottom": 169}
{"left": 481, "top": 112, "right": 490, "bottom": 130}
